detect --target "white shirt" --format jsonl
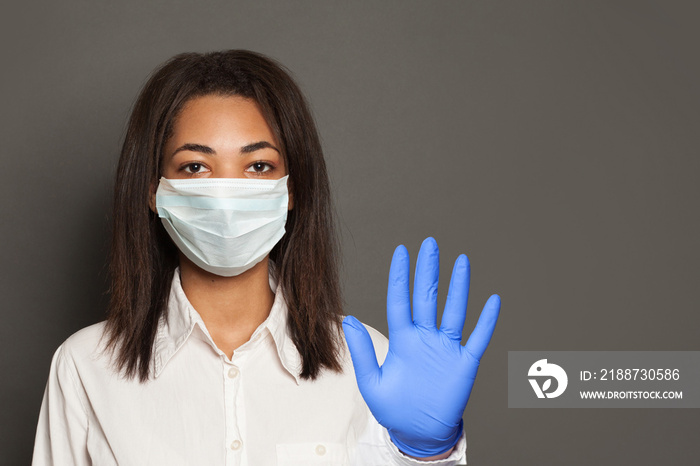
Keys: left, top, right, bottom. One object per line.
{"left": 32, "top": 271, "right": 467, "bottom": 465}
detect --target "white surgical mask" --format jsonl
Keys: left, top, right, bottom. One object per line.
{"left": 155, "top": 176, "right": 289, "bottom": 277}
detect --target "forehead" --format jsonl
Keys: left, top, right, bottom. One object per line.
{"left": 168, "top": 94, "right": 277, "bottom": 145}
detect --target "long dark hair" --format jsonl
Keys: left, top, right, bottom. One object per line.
{"left": 105, "top": 50, "right": 344, "bottom": 382}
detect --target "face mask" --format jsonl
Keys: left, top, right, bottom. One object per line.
{"left": 155, "top": 176, "right": 289, "bottom": 277}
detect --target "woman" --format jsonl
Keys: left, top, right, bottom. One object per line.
{"left": 32, "top": 50, "right": 500, "bottom": 465}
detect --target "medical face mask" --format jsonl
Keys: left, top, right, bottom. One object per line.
{"left": 155, "top": 176, "right": 289, "bottom": 277}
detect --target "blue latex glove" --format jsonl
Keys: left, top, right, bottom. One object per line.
{"left": 342, "top": 237, "right": 501, "bottom": 458}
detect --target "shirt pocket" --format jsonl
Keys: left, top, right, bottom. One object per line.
{"left": 276, "top": 442, "right": 348, "bottom": 466}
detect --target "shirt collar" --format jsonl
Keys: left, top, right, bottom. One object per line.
{"left": 152, "top": 266, "right": 302, "bottom": 384}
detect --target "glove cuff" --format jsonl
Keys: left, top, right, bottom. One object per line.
{"left": 388, "top": 419, "right": 464, "bottom": 458}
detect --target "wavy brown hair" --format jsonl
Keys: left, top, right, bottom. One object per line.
{"left": 105, "top": 50, "right": 344, "bottom": 382}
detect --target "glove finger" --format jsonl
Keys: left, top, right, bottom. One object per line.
{"left": 343, "top": 315, "right": 381, "bottom": 391}
{"left": 387, "top": 245, "right": 412, "bottom": 337}
{"left": 412, "top": 237, "right": 440, "bottom": 329}
{"left": 440, "top": 254, "right": 470, "bottom": 340}
{"left": 463, "top": 294, "right": 501, "bottom": 361}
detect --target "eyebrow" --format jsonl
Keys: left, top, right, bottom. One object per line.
{"left": 170, "top": 141, "right": 280, "bottom": 158}
{"left": 241, "top": 141, "right": 280, "bottom": 154}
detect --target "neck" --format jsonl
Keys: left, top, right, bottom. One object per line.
{"left": 178, "top": 255, "right": 275, "bottom": 358}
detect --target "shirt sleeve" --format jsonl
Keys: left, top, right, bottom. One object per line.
{"left": 352, "top": 412, "right": 467, "bottom": 465}
{"left": 32, "top": 343, "right": 91, "bottom": 466}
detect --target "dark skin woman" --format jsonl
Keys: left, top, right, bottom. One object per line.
{"left": 33, "top": 50, "right": 500, "bottom": 465}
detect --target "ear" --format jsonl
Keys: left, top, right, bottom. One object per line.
{"left": 286, "top": 177, "right": 294, "bottom": 211}
{"left": 149, "top": 181, "right": 158, "bottom": 213}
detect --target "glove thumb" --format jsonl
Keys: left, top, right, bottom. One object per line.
{"left": 342, "top": 315, "right": 380, "bottom": 392}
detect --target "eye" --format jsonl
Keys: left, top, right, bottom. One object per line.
{"left": 245, "top": 161, "right": 273, "bottom": 175}
{"left": 181, "top": 162, "right": 210, "bottom": 175}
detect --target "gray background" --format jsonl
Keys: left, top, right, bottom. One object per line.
{"left": 1, "top": 1, "right": 698, "bottom": 464}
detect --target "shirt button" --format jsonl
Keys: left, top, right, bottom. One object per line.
{"left": 315, "top": 444, "right": 326, "bottom": 456}
{"left": 228, "top": 367, "right": 239, "bottom": 378}
{"left": 230, "top": 440, "right": 242, "bottom": 450}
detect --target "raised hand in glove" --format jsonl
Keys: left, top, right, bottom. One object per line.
{"left": 343, "top": 237, "right": 501, "bottom": 458}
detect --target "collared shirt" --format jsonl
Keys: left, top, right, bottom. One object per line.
{"left": 32, "top": 271, "right": 467, "bottom": 465}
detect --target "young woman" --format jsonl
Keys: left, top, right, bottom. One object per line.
{"left": 32, "top": 50, "right": 500, "bottom": 465}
